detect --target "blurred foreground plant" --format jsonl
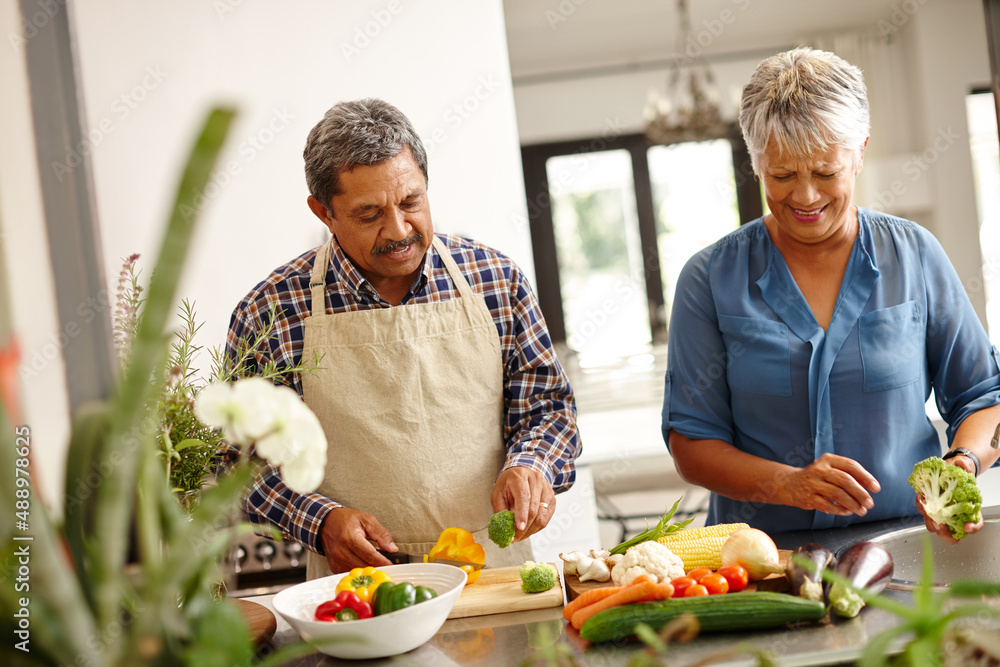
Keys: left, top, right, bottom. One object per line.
{"left": 0, "top": 107, "right": 326, "bottom": 666}
{"left": 818, "top": 533, "right": 1000, "bottom": 667}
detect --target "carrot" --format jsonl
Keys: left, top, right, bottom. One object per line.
{"left": 571, "top": 579, "right": 658, "bottom": 629}
{"left": 563, "top": 586, "right": 622, "bottom": 621}
{"left": 640, "top": 582, "right": 675, "bottom": 602}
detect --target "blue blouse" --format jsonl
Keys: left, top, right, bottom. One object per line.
{"left": 662, "top": 208, "right": 1000, "bottom": 534}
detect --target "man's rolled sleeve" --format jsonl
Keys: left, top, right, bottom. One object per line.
{"left": 242, "top": 464, "right": 342, "bottom": 555}
{"left": 500, "top": 272, "right": 581, "bottom": 494}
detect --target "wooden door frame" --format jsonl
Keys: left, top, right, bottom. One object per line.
{"left": 520, "top": 126, "right": 762, "bottom": 347}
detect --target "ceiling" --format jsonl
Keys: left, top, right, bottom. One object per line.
{"left": 503, "top": 0, "right": 906, "bottom": 83}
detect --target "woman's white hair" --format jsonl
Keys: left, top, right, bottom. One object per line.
{"left": 739, "top": 47, "right": 870, "bottom": 176}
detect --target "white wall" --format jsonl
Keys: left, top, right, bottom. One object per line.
{"left": 906, "top": 0, "right": 992, "bottom": 318}
{"left": 5, "top": 0, "right": 531, "bottom": 505}
{"left": 511, "top": 0, "right": 993, "bottom": 321}
{"left": 70, "top": 0, "right": 532, "bottom": 377}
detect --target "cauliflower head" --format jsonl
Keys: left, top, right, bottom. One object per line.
{"left": 610, "top": 540, "right": 684, "bottom": 586}
{"left": 908, "top": 456, "right": 982, "bottom": 539}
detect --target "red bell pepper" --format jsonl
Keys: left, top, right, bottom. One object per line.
{"left": 314, "top": 590, "right": 373, "bottom": 622}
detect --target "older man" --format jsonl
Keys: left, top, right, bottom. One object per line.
{"left": 227, "top": 98, "right": 580, "bottom": 577}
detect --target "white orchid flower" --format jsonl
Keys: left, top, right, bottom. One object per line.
{"left": 193, "top": 381, "right": 245, "bottom": 442}
{"left": 194, "top": 378, "right": 328, "bottom": 493}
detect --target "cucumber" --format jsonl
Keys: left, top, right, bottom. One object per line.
{"left": 578, "top": 592, "right": 826, "bottom": 643}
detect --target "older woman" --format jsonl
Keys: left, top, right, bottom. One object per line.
{"left": 662, "top": 47, "right": 1000, "bottom": 541}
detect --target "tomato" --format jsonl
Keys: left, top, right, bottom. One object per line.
{"left": 683, "top": 584, "right": 709, "bottom": 597}
{"left": 669, "top": 576, "right": 697, "bottom": 598}
{"left": 686, "top": 568, "right": 713, "bottom": 581}
{"left": 717, "top": 564, "right": 749, "bottom": 593}
{"left": 698, "top": 573, "right": 730, "bottom": 595}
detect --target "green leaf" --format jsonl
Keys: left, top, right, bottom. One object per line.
{"left": 173, "top": 437, "right": 208, "bottom": 452}
{"left": 183, "top": 599, "right": 254, "bottom": 665}
{"left": 914, "top": 533, "right": 935, "bottom": 613}
{"left": 633, "top": 622, "right": 667, "bottom": 653}
{"left": 91, "top": 107, "right": 236, "bottom": 631}
{"left": 947, "top": 579, "right": 1000, "bottom": 597}
{"left": 857, "top": 623, "right": 910, "bottom": 667}
{"left": 61, "top": 400, "right": 112, "bottom": 605}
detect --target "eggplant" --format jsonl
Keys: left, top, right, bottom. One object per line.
{"left": 785, "top": 543, "right": 836, "bottom": 602}
{"left": 827, "top": 541, "right": 894, "bottom": 618}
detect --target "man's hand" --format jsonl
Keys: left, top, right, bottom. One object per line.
{"left": 320, "top": 507, "right": 396, "bottom": 573}
{"left": 785, "top": 453, "right": 881, "bottom": 517}
{"left": 490, "top": 467, "right": 555, "bottom": 542}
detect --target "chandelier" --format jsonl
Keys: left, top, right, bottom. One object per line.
{"left": 644, "top": 0, "right": 729, "bottom": 145}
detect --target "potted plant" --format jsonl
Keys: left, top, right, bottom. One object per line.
{"left": 0, "top": 107, "right": 325, "bottom": 666}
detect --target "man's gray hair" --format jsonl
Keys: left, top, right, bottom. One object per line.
{"left": 303, "top": 98, "right": 429, "bottom": 209}
{"left": 739, "top": 47, "right": 870, "bottom": 176}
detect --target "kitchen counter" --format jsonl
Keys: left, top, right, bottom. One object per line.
{"left": 249, "top": 512, "right": 999, "bottom": 666}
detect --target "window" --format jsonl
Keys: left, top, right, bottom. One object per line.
{"left": 966, "top": 91, "right": 1000, "bottom": 343}
{"left": 648, "top": 140, "right": 741, "bottom": 328}
{"left": 546, "top": 150, "right": 651, "bottom": 363}
{"left": 521, "top": 130, "right": 762, "bottom": 366}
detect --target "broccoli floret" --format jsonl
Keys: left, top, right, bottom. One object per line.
{"left": 908, "top": 456, "right": 982, "bottom": 539}
{"left": 519, "top": 561, "right": 558, "bottom": 594}
{"left": 488, "top": 510, "right": 516, "bottom": 548}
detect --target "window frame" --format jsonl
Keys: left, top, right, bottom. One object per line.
{"left": 520, "top": 125, "right": 762, "bottom": 347}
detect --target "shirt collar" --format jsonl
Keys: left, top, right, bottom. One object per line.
{"left": 328, "top": 236, "right": 432, "bottom": 303}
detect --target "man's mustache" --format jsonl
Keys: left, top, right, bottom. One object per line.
{"left": 371, "top": 233, "right": 423, "bottom": 256}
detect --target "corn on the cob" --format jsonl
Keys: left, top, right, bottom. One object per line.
{"left": 657, "top": 522, "right": 749, "bottom": 572}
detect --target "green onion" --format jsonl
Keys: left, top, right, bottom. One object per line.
{"left": 609, "top": 497, "right": 695, "bottom": 555}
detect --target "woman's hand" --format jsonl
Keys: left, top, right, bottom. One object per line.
{"left": 785, "top": 453, "right": 881, "bottom": 516}
{"left": 916, "top": 456, "right": 984, "bottom": 543}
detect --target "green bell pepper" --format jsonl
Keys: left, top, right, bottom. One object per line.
{"left": 371, "top": 581, "right": 438, "bottom": 616}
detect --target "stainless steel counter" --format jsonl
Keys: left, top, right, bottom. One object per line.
{"left": 250, "top": 511, "right": 1000, "bottom": 666}
{"left": 252, "top": 595, "right": 915, "bottom": 666}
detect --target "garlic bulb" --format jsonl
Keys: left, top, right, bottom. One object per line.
{"left": 559, "top": 551, "right": 585, "bottom": 576}
{"left": 561, "top": 549, "right": 620, "bottom": 582}
{"left": 578, "top": 557, "right": 611, "bottom": 582}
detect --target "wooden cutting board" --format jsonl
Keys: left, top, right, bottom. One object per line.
{"left": 233, "top": 598, "right": 277, "bottom": 645}
{"left": 447, "top": 563, "right": 564, "bottom": 619}
{"left": 564, "top": 550, "right": 792, "bottom": 601}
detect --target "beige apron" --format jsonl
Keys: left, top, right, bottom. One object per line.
{"left": 303, "top": 236, "right": 532, "bottom": 579}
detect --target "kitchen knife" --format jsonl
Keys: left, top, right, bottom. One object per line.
{"left": 376, "top": 548, "right": 484, "bottom": 571}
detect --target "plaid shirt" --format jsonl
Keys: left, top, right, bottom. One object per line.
{"left": 227, "top": 233, "right": 580, "bottom": 556}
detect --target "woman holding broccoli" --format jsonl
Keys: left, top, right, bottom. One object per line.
{"left": 661, "top": 47, "right": 1000, "bottom": 543}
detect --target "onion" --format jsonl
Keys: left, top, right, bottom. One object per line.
{"left": 720, "top": 528, "right": 785, "bottom": 581}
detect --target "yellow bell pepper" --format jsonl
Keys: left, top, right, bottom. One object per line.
{"left": 335, "top": 566, "right": 392, "bottom": 603}
{"left": 427, "top": 527, "right": 486, "bottom": 585}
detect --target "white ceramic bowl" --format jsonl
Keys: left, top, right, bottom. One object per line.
{"left": 272, "top": 563, "right": 467, "bottom": 659}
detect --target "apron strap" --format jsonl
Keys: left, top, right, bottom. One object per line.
{"left": 309, "top": 237, "right": 335, "bottom": 318}
{"left": 431, "top": 236, "right": 477, "bottom": 300}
